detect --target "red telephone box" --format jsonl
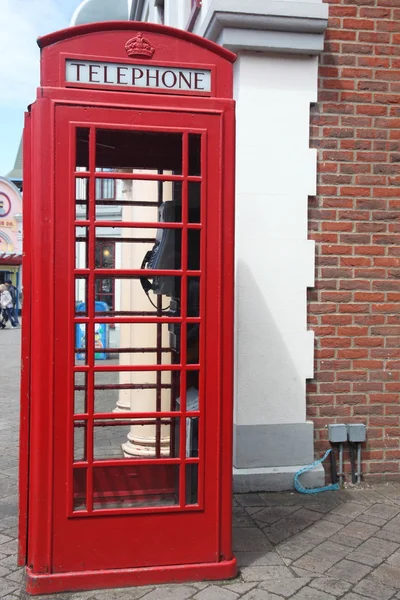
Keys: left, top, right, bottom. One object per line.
{"left": 19, "top": 22, "right": 236, "bottom": 595}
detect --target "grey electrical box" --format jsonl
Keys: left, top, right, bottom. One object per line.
{"left": 347, "top": 423, "right": 366, "bottom": 442}
{"left": 328, "top": 424, "right": 347, "bottom": 443}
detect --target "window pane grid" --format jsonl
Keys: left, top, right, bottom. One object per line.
{"left": 71, "top": 126, "right": 202, "bottom": 514}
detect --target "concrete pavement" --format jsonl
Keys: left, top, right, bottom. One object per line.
{"left": 2, "top": 327, "right": 400, "bottom": 598}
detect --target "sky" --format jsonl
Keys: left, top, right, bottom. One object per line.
{"left": 0, "top": 0, "right": 80, "bottom": 176}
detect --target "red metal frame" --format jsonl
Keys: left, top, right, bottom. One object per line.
{"left": 21, "top": 22, "right": 236, "bottom": 595}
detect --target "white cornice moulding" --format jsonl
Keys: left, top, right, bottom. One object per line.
{"left": 197, "top": 0, "right": 329, "bottom": 55}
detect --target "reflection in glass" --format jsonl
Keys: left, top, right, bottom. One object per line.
{"left": 94, "top": 276, "right": 180, "bottom": 317}
{"left": 96, "top": 130, "right": 182, "bottom": 174}
{"left": 74, "top": 372, "right": 87, "bottom": 414}
{"left": 75, "top": 278, "right": 87, "bottom": 315}
{"left": 74, "top": 421, "right": 87, "bottom": 462}
{"left": 76, "top": 128, "right": 89, "bottom": 171}
{"left": 186, "top": 464, "right": 199, "bottom": 505}
{"left": 73, "top": 469, "right": 86, "bottom": 511}
{"left": 187, "top": 181, "right": 201, "bottom": 224}
{"left": 92, "top": 322, "right": 174, "bottom": 365}
{"left": 75, "top": 178, "right": 89, "bottom": 220}
{"left": 189, "top": 134, "right": 201, "bottom": 177}
{"left": 92, "top": 465, "right": 179, "bottom": 509}
{"left": 75, "top": 323, "right": 87, "bottom": 364}
{"left": 93, "top": 418, "right": 179, "bottom": 460}
{"left": 75, "top": 227, "right": 88, "bottom": 269}
{"left": 94, "top": 370, "right": 178, "bottom": 413}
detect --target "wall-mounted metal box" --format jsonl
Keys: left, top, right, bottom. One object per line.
{"left": 328, "top": 424, "right": 347, "bottom": 443}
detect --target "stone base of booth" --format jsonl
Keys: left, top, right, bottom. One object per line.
{"left": 25, "top": 558, "right": 238, "bottom": 596}
{"left": 233, "top": 464, "right": 326, "bottom": 493}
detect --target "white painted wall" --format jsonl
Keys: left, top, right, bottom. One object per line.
{"left": 234, "top": 52, "right": 316, "bottom": 427}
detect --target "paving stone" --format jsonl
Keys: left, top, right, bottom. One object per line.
{"left": 290, "top": 586, "right": 336, "bottom": 600}
{"left": 303, "top": 520, "right": 343, "bottom": 538}
{"left": 376, "top": 529, "right": 400, "bottom": 544}
{"left": 346, "top": 549, "right": 383, "bottom": 567}
{"left": 325, "top": 558, "right": 372, "bottom": 583}
{"left": 339, "top": 521, "right": 380, "bottom": 540}
{"left": 222, "top": 582, "right": 257, "bottom": 594}
{"left": 357, "top": 537, "right": 399, "bottom": 559}
{"left": 361, "top": 504, "right": 400, "bottom": 521}
{"left": 357, "top": 513, "right": 389, "bottom": 527}
{"left": 370, "top": 563, "right": 400, "bottom": 589}
{"left": 236, "top": 494, "right": 267, "bottom": 507}
{"left": 328, "top": 532, "right": 363, "bottom": 548}
{"left": 341, "top": 594, "right": 371, "bottom": 600}
{"left": 141, "top": 585, "right": 197, "bottom": 600}
{"left": 353, "top": 577, "right": 397, "bottom": 600}
{"left": 263, "top": 514, "right": 316, "bottom": 545}
{"left": 257, "top": 577, "right": 310, "bottom": 597}
{"left": 192, "top": 585, "right": 238, "bottom": 599}
{"left": 330, "top": 502, "right": 367, "bottom": 519}
{"left": 252, "top": 506, "right": 299, "bottom": 525}
{"left": 240, "top": 591, "right": 282, "bottom": 600}
{"left": 0, "top": 579, "right": 19, "bottom": 596}
{"left": 387, "top": 548, "right": 400, "bottom": 567}
{"left": 233, "top": 515, "right": 260, "bottom": 528}
{"left": 312, "top": 540, "right": 352, "bottom": 560}
{"left": 308, "top": 576, "right": 352, "bottom": 597}
{"left": 276, "top": 533, "right": 323, "bottom": 560}
{"left": 240, "top": 566, "right": 294, "bottom": 582}
{"left": 235, "top": 551, "right": 285, "bottom": 567}
{"left": 291, "top": 553, "right": 340, "bottom": 574}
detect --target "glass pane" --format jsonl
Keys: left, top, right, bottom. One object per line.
{"left": 73, "top": 469, "right": 87, "bottom": 511}
{"left": 75, "top": 177, "right": 89, "bottom": 220}
{"left": 92, "top": 464, "right": 179, "bottom": 509}
{"left": 94, "top": 276, "right": 181, "bottom": 316}
{"left": 95, "top": 239, "right": 115, "bottom": 270}
{"left": 95, "top": 226, "right": 182, "bottom": 272}
{"left": 76, "top": 227, "right": 88, "bottom": 269}
{"left": 76, "top": 127, "right": 89, "bottom": 171}
{"left": 96, "top": 130, "right": 182, "bottom": 174}
{"left": 92, "top": 322, "right": 174, "bottom": 365}
{"left": 93, "top": 417, "right": 180, "bottom": 460}
{"left": 187, "top": 276, "right": 200, "bottom": 316}
{"left": 186, "top": 464, "right": 198, "bottom": 505}
{"left": 75, "top": 324, "right": 87, "bottom": 364}
{"left": 189, "top": 134, "right": 201, "bottom": 177}
{"left": 75, "top": 278, "right": 87, "bottom": 315}
{"left": 74, "top": 372, "right": 87, "bottom": 414}
{"left": 95, "top": 178, "right": 183, "bottom": 221}
{"left": 94, "top": 370, "right": 180, "bottom": 414}
{"left": 187, "top": 229, "right": 200, "bottom": 271}
{"left": 74, "top": 421, "right": 87, "bottom": 461}
{"left": 188, "top": 181, "right": 201, "bottom": 223}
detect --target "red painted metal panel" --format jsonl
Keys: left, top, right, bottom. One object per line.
{"left": 18, "top": 111, "right": 32, "bottom": 567}
{"left": 22, "top": 22, "right": 236, "bottom": 594}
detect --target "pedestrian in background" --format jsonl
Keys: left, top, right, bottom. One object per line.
{"left": 5, "top": 279, "right": 19, "bottom": 327}
{"left": 0, "top": 284, "right": 18, "bottom": 329}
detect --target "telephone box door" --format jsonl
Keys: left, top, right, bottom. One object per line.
{"left": 49, "top": 103, "right": 231, "bottom": 574}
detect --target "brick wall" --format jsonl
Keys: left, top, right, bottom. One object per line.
{"left": 308, "top": 0, "right": 400, "bottom": 482}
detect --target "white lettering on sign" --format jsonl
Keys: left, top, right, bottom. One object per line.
{"left": 66, "top": 60, "right": 211, "bottom": 93}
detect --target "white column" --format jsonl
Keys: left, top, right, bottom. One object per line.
{"left": 119, "top": 177, "right": 172, "bottom": 457}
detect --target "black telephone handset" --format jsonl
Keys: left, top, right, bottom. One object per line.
{"left": 141, "top": 199, "right": 200, "bottom": 355}
{"left": 140, "top": 201, "right": 181, "bottom": 299}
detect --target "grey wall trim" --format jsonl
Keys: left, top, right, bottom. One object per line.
{"left": 130, "top": 0, "right": 146, "bottom": 21}
{"left": 198, "top": 0, "right": 329, "bottom": 55}
{"left": 233, "top": 463, "right": 325, "bottom": 493}
{"left": 234, "top": 422, "right": 315, "bottom": 468}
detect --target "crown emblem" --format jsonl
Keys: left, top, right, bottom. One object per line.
{"left": 125, "top": 33, "right": 155, "bottom": 58}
